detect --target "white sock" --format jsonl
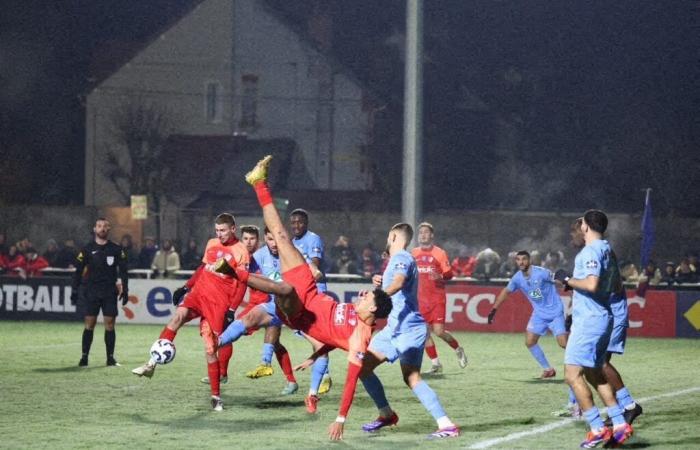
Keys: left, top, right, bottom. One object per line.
{"left": 432, "top": 358, "right": 441, "bottom": 366}
{"left": 437, "top": 416, "right": 455, "bottom": 429}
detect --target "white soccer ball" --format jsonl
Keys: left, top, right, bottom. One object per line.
{"left": 150, "top": 339, "right": 176, "bottom": 365}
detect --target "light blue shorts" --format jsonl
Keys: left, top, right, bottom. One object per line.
{"left": 527, "top": 312, "right": 567, "bottom": 337}
{"left": 565, "top": 317, "right": 613, "bottom": 368}
{"left": 259, "top": 301, "right": 282, "bottom": 328}
{"left": 368, "top": 324, "right": 427, "bottom": 367}
{"left": 607, "top": 311, "right": 628, "bottom": 354}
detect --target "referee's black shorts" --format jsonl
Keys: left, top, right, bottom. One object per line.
{"left": 83, "top": 288, "right": 119, "bottom": 317}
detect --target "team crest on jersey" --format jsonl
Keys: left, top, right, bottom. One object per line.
{"left": 217, "top": 250, "right": 224, "bottom": 259}
{"left": 312, "top": 246, "right": 321, "bottom": 254}
{"left": 334, "top": 303, "right": 347, "bottom": 325}
{"left": 106, "top": 256, "right": 114, "bottom": 266}
{"left": 586, "top": 260, "right": 599, "bottom": 269}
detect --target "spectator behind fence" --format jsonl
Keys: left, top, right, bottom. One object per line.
{"left": 181, "top": 238, "right": 202, "bottom": 270}
{"left": 119, "top": 234, "right": 139, "bottom": 270}
{"left": 329, "top": 235, "right": 356, "bottom": 272}
{"left": 639, "top": 260, "right": 662, "bottom": 285}
{"left": 43, "top": 239, "right": 60, "bottom": 267}
{"left": 138, "top": 237, "right": 158, "bottom": 269}
{"left": 329, "top": 247, "right": 360, "bottom": 275}
{"left": 675, "top": 258, "right": 698, "bottom": 284}
{"left": 151, "top": 239, "right": 180, "bottom": 278}
{"left": 543, "top": 250, "right": 565, "bottom": 273}
{"left": 54, "top": 239, "right": 79, "bottom": 268}
{"left": 498, "top": 251, "right": 518, "bottom": 278}
{"left": 451, "top": 246, "right": 477, "bottom": 277}
{"left": 660, "top": 262, "right": 676, "bottom": 286}
{"left": 619, "top": 260, "right": 640, "bottom": 283}
{"left": 2, "top": 245, "right": 26, "bottom": 276}
{"left": 686, "top": 252, "right": 698, "bottom": 272}
{"left": 529, "top": 250, "right": 543, "bottom": 266}
{"left": 25, "top": 248, "right": 49, "bottom": 277}
{"left": 472, "top": 248, "right": 501, "bottom": 281}
{"left": 359, "top": 244, "right": 381, "bottom": 278}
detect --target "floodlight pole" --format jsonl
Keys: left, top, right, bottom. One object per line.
{"left": 402, "top": 0, "right": 423, "bottom": 228}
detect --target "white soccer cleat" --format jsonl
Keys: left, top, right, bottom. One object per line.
{"left": 426, "top": 363, "right": 443, "bottom": 375}
{"left": 131, "top": 361, "right": 156, "bottom": 378}
{"left": 211, "top": 395, "right": 224, "bottom": 411}
{"left": 455, "top": 347, "right": 468, "bottom": 368}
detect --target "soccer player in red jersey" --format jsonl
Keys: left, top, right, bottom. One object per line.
{"left": 132, "top": 213, "right": 249, "bottom": 411}
{"left": 411, "top": 223, "right": 467, "bottom": 373}
{"left": 217, "top": 155, "right": 392, "bottom": 440}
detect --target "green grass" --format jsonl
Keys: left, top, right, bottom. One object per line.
{"left": 1, "top": 322, "right": 699, "bottom": 449}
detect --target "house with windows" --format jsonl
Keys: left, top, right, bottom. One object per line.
{"left": 84, "top": 0, "right": 377, "bottom": 210}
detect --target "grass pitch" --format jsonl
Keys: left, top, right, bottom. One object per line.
{"left": 1, "top": 321, "right": 699, "bottom": 449}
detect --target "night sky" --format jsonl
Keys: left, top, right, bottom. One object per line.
{"left": 2, "top": 0, "right": 698, "bottom": 215}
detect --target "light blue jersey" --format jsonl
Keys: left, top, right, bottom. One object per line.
{"left": 253, "top": 245, "right": 282, "bottom": 281}
{"left": 369, "top": 249, "right": 426, "bottom": 365}
{"left": 507, "top": 266, "right": 563, "bottom": 320}
{"left": 571, "top": 239, "right": 620, "bottom": 323}
{"left": 382, "top": 250, "right": 425, "bottom": 333}
{"left": 293, "top": 230, "right": 326, "bottom": 292}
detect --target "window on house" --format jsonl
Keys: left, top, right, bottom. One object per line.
{"left": 240, "top": 74, "right": 258, "bottom": 129}
{"left": 205, "top": 81, "right": 223, "bottom": 123}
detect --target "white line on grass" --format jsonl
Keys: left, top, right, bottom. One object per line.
{"left": 467, "top": 386, "right": 700, "bottom": 449}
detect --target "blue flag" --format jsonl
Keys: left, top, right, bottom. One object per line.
{"left": 640, "top": 189, "right": 655, "bottom": 269}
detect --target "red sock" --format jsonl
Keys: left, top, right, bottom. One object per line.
{"left": 218, "top": 344, "right": 233, "bottom": 377}
{"left": 425, "top": 344, "right": 438, "bottom": 360}
{"left": 254, "top": 181, "right": 273, "bottom": 207}
{"left": 159, "top": 327, "right": 177, "bottom": 341}
{"left": 448, "top": 339, "right": 460, "bottom": 350}
{"left": 275, "top": 346, "right": 296, "bottom": 383}
{"left": 208, "top": 361, "right": 221, "bottom": 396}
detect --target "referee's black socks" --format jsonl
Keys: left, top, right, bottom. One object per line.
{"left": 105, "top": 329, "right": 116, "bottom": 359}
{"left": 82, "top": 328, "right": 94, "bottom": 356}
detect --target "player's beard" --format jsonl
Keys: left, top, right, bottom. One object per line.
{"left": 96, "top": 230, "right": 108, "bottom": 240}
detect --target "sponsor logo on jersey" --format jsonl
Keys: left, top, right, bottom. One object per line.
{"left": 586, "top": 260, "right": 599, "bottom": 269}
{"left": 334, "top": 303, "right": 347, "bottom": 325}
{"left": 395, "top": 262, "right": 407, "bottom": 270}
{"left": 106, "top": 256, "right": 114, "bottom": 266}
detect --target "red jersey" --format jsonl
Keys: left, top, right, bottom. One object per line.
{"left": 198, "top": 238, "right": 250, "bottom": 309}
{"left": 411, "top": 245, "right": 453, "bottom": 304}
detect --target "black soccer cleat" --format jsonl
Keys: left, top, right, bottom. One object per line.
{"left": 604, "top": 403, "right": 643, "bottom": 427}
{"left": 78, "top": 356, "right": 88, "bottom": 367}
{"left": 106, "top": 357, "right": 120, "bottom": 367}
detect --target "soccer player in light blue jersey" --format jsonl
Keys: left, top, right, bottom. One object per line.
{"left": 489, "top": 250, "right": 567, "bottom": 378}
{"left": 358, "top": 223, "right": 459, "bottom": 439}
{"left": 289, "top": 208, "right": 333, "bottom": 402}
{"left": 555, "top": 210, "right": 633, "bottom": 448}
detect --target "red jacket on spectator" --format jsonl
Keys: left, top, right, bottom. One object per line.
{"left": 25, "top": 255, "right": 49, "bottom": 277}
{"left": 5, "top": 253, "right": 26, "bottom": 273}
{"left": 451, "top": 256, "right": 477, "bottom": 277}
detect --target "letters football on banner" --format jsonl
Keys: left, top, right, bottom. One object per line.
{"left": 131, "top": 195, "right": 148, "bottom": 220}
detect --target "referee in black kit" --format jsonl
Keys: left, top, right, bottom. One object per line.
{"left": 71, "top": 218, "right": 129, "bottom": 367}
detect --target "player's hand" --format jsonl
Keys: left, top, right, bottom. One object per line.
{"left": 554, "top": 269, "right": 571, "bottom": 288}
{"left": 172, "top": 286, "right": 189, "bottom": 306}
{"left": 328, "top": 421, "right": 344, "bottom": 441}
{"left": 371, "top": 274, "right": 383, "bottom": 287}
{"left": 487, "top": 308, "right": 497, "bottom": 324}
{"left": 120, "top": 290, "right": 129, "bottom": 306}
{"left": 224, "top": 308, "right": 236, "bottom": 326}
{"left": 293, "top": 358, "right": 315, "bottom": 371}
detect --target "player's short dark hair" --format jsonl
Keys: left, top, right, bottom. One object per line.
{"left": 95, "top": 217, "right": 109, "bottom": 224}
{"left": 290, "top": 208, "right": 309, "bottom": 221}
{"left": 583, "top": 209, "right": 608, "bottom": 234}
{"left": 215, "top": 213, "right": 236, "bottom": 226}
{"left": 372, "top": 288, "right": 393, "bottom": 319}
{"left": 516, "top": 250, "right": 530, "bottom": 258}
{"left": 240, "top": 225, "right": 259, "bottom": 237}
{"left": 390, "top": 223, "right": 414, "bottom": 243}
{"left": 418, "top": 222, "right": 434, "bottom": 233}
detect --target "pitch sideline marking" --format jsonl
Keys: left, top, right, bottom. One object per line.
{"left": 467, "top": 386, "right": 700, "bottom": 449}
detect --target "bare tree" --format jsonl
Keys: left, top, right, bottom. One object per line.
{"left": 103, "top": 98, "right": 176, "bottom": 241}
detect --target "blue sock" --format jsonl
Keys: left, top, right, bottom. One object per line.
{"left": 309, "top": 356, "right": 328, "bottom": 394}
{"left": 568, "top": 387, "right": 577, "bottom": 405}
{"left": 361, "top": 373, "right": 390, "bottom": 410}
{"left": 528, "top": 344, "right": 551, "bottom": 369}
{"left": 219, "top": 320, "right": 246, "bottom": 346}
{"left": 607, "top": 403, "right": 625, "bottom": 427}
{"left": 261, "top": 343, "right": 274, "bottom": 365}
{"left": 615, "top": 387, "right": 635, "bottom": 409}
{"left": 412, "top": 381, "right": 447, "bottom": 421}
{"left": 583, "top": 407, "right": 605, "bottom": 431}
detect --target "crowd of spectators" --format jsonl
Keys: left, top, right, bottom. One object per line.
{"left": 1, "top": 229, "right": 698, "bottom": 286}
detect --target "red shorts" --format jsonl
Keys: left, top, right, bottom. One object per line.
{"left": 420, "top": 300, "right": 446, "bottom": 325}
{"left": 281, "top": 264, "right": 318, "bottom": 308}
{"left": 279, "top": 264, "right": 328, "bottom": 336}
{"left": 181, "top": 289, "right": 228, "bottom": 334}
